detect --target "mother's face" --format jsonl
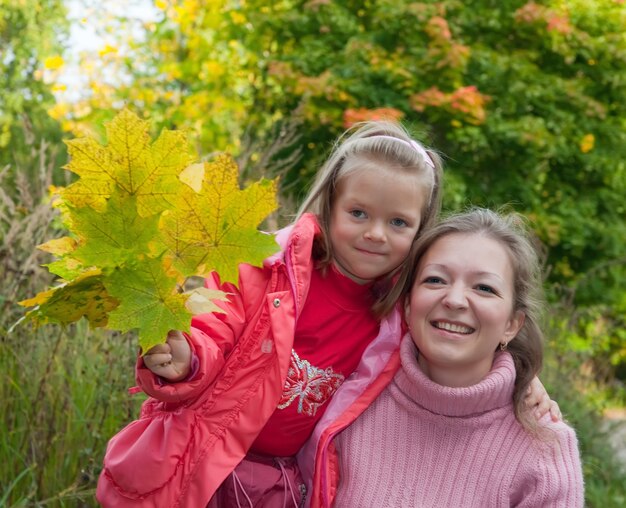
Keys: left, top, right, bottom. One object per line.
{"left": 405, "top": 232, "right": 525, "bottom": 386}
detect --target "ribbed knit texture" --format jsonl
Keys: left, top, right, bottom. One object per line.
{"left": 334, "top": 335, "right": 584, "bottom": 507}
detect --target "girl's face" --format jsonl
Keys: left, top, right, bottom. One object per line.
{"left": 329, "top": 160, "right": 425, "bottom": 284}
{"left": 405, "top": 232, "right": 524, "bottom": 387}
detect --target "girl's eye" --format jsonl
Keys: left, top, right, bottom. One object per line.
{"left": 350, "top": 210, "right": 366, "bottom": 219}
{"left": 391, "top": 218, "right": 408, "bottom": 227}
{"left": 476, "top": 284, "right": 496, "bottom": 294}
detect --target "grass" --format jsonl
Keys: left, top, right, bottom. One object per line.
{"left": 0, "top": 153, "right": 144, "bottom": 506}
{"left": 1, "top": 323, "right": 143, "bottom": 506}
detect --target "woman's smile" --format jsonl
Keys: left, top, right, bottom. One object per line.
{"left": 430, "top": 320, "right": 475, "bottom": 335}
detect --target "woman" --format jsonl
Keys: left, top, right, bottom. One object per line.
{"left": 308, "top": 208, "right": 583, "bottom": 507}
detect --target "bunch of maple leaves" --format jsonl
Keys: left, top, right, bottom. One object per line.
{"left": 17, "top": 109, "right": 278, "bottom": 352}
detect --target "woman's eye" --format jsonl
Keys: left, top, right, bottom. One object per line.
{"left": 423, "top": 276, "right": 444, "bottom": 284}
{"left": 476, "top": 284, "right": 496, "bottom": 294}
{"left": 391, "top": 218, "right": 408, "bottom": 227}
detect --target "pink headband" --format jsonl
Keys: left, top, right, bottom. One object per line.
{"left": 373, "top": 135, "right": 435, "bottom": 170}
{"left": 372, "top": 135, "right": 437, "bottom": 205}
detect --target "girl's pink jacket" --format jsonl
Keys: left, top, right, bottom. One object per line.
{"left": 96, "top": 213, "right": 403, "bottom": 508}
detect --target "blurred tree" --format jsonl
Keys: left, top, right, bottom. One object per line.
{"left": 0, "top": 0, "right": 68, "bottom": 176}
{"left": 60, "top": 1, "right": 625, "bottom": 328}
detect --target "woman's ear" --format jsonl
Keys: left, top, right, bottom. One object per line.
{"left": 504, "top": 310, "right": 525, "bottom": 342}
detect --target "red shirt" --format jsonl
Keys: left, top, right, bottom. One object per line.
{"left": 251, "top": 264, "right": 379, "bottom": 456}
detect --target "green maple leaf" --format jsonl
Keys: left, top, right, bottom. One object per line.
{"left": 45, "top": 256, "right": 86, "bottom": 281}
{"left": 104, "top": 258, "right": 192, "bottom": 352}
{"left": 62, "top": 109, "right": 193, "bottom": 216}
{"left": 17, "top": 269, "right": 119, "bottom": 329}
{"left": 69, "top": 192, "right": 161, "bottom": 268}
{"left": 157, "top": 153, "right": 279, "bottom": 282}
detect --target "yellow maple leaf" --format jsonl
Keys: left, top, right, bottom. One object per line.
{"left": 37, "top": 236, "right": 78, "bottom": 256}
{"left": 184, "top": 287, "right": 229, "bottom": 315}
{"left": 179, "top": 162, "right": 205, "bottom": 193}
{"left": 158, "top": 153, "right": 279, "bottom": 282}
{"left": 62, "top": 108, "right": 194, "bottom": 216}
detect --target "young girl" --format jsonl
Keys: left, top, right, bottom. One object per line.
{"left": 95, "top": 120, "right": 441, "bottom": 507}
{"left": 310, "top": 209, "right": 584, "bottom": 507}
{"left": 96, "top": 123, "right": 551, "bottom": 507}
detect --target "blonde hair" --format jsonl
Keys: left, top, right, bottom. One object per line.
{"left": 297, "top": 121, "right": 443, "bottom": 314}
{"left": 396, "top": 208, "right": 545, "bottom": 431}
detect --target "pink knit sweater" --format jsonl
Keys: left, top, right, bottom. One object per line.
{"left": 334, "top": 336, "right": 584, "bottom": 507}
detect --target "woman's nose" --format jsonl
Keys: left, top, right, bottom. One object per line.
{"left": 442, "top": 284, "right": 468, "bottom": 309}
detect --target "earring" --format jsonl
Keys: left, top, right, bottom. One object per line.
{"left": 499, "top": 341, "right": 508, "bottom": 351}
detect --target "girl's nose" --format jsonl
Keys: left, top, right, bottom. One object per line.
{"left": 442, "top": 284, "right": 468, "bottom": 309}
{"left": 364, "top": 222, "right": 385, "bottom": 242}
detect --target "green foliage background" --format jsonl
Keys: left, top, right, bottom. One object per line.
{"left": 1, "top": 0, "right": 625, "bottom": 505}
{"left": 0, "top": 0, "right": 68, "bottom": 174}
{"left": 76, "top": 0, "right": 624, "bottom": 377}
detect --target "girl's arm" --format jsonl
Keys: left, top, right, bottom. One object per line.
{"left": 526, "top": 377, "right": 562, "bottom": 422}
{"left": 135, "top": 268, "right": 260, "bottom": 403}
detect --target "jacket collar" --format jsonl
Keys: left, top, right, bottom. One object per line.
{"left": 264, "top": 213, "right": 321, "bottom": 317}
{"left": 265, "top": 213, "right": 320, "bottom": 263}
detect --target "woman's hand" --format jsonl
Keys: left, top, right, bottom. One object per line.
{"left": 526, "top": 376, "right": 562, "bottom": 422}
{"left": 143, "top": 330, "right": 192, "bottom": 382}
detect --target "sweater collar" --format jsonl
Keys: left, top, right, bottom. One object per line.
{"left": 394, "top": 334, "right": 515, "bottom": 417}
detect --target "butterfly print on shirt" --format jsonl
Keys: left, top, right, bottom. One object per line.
{"left": 277, "top": 350, "right": 345, "bottom": 416}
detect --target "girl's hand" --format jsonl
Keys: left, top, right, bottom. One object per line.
{"left": 526, "top": 376, "right": 562, "bottom": 422}
{"left": 143, "top": 330, "right": 192, "bottom": 382}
